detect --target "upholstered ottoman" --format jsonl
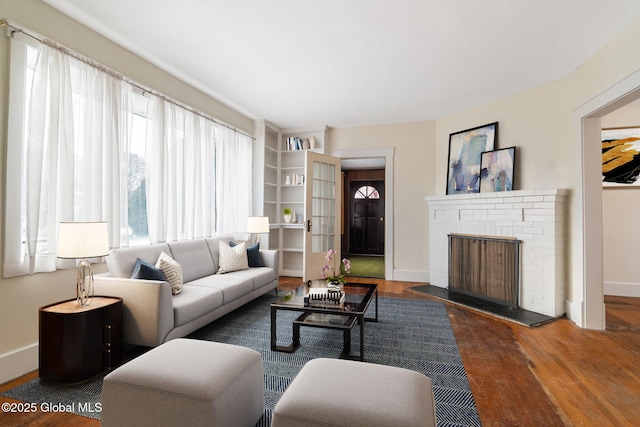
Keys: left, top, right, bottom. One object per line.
{"left": 272, "top": 358, "right": 437, "bottom": 427}
{"left": 101, "top": 338, "right": 264, "bottom": 427}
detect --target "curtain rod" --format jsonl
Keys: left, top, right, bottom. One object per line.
{"left": 1, "top": 19, "right": 255, "bottom": 140}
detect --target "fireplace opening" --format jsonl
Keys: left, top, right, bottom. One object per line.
{"left": 448, "top": 234, "right": 521, "bottom": 308}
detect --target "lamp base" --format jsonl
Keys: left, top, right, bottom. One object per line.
{"left": 76, "top": 259, "right": 94, "bottom": 307}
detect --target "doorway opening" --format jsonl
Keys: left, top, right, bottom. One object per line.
{"left": 334, "top": 148, "right": 394, "bottom": 280}
{"left": 577, "top": 69, "right": 640, "bottom": 329}
{"left": 342, "top": 166, "right": 385, "bottom": 279}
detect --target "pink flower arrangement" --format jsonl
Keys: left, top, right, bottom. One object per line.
{"left": 321, "top": 249, "right": 351, "bottom": 285}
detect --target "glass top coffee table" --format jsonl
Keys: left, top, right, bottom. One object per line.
{"left": 270, "top": 282, "right": 378, "bottom": 361}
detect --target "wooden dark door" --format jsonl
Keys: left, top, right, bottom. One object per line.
{"left": 349, "top": 181, "right": 384, "bottom": 254}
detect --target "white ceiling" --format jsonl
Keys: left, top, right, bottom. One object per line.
{"left": 43, "top": 0, "right": 640, "bottom": 129}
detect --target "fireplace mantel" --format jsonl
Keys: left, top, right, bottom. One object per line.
{"left": 425, "top": 189, "right": 568, "bottom": 317}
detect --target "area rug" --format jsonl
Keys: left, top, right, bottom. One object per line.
{"left": 3, "top": 295, "right": 480, "bottom": 427}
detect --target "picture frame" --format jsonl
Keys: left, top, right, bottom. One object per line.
{"left": 480, "top": 147, "right": 516, "bottom": 192}
{"left": 602, "top": 127, "right": 640, "bottom": 187}
{"left": 446, "top": 122, "right": 498, "bottom": 194}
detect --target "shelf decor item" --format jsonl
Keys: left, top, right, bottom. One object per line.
{"left": 446, "top": 122, "right": 498, "bottom": 195}
{"left": 283, "top": 208, "right": 292, "bottom": 223}
{"left": 480, "top": 147, "right": 516, "bottom": 192}
{"left": 320, "top": 249, "right": 351, "bottom": 289}
{"left": 57, "top": 221, "right": 110, "bottom": 307}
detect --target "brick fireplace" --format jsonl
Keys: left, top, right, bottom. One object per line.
{"left": 425, "top": 189, "right": 567, "bottom": 317}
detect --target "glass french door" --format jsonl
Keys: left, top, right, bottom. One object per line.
{"left": 303, "top": 151, "right": 342, "bottom": 282}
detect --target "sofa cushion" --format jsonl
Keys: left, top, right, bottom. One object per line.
{"left": 218, "top": 241, "right": 249, "bottom": 273}
{"left": 107, "top": 243, "right": 171, "bottom": 278}
{"left": 204, "top": 236, "right": 233, "bottom": 271}
{"left": 188, "top": 274, "right": 254, "bottom": 304}
{"left": 131, "top": 258, "right": 167, "bottom": 281}
{"left": 226, "top": 267, "right": 277, "bottom": 290}
{"left": 156, "top": 251, "right": 184, "bottom": 295}
{"left": 167, "top": 239, "right": 217, "bottom": 283}
{"left": 172, "top": 286, "right": 224, "bottom": 326}
{"left": 230, "top": 241, "right": 264, "bottom": 267}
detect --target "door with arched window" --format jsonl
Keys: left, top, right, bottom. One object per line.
{"left": 349, "top": 180, "right": 384, "bottom": 255}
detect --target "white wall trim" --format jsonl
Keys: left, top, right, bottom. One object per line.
{"left": 393, "top": 269, "right": 429, "bottom": 283}
{"left": 574, "top": 67, "right": 640, "bottom": 329}
{"left": 0, "top": 343, "right": 38, "bottom": 385}
{"left": 564, "top": 298, "right": 582, "bottom": 324}
{"left": 332, "top": 147, "right": 395, "bottom": 281}
{"left": 604, "top": 281, "right": 640, "bottom": 297}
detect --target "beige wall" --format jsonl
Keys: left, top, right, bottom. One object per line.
{"left": 329, "top": 121, "right": 436, "bottom": 279}
{"left": 601, "top": 105, "right": 640, "bottom": 295}
{"left": 434, "top": 15, "right": 640, "bottom": 319}
{"left": 0, "top": 0, "right": 252, "bottom": 383}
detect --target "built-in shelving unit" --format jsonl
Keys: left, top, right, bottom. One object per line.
{"left": 253, "top": 121, "right": 328, "bottom": 277}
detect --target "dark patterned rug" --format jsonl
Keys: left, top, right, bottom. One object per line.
{"left": 3, "top": 294, "right": 480, "bottom": 427}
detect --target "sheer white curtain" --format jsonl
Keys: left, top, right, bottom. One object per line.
{"left": 215, "top": 126, "right": 252, "bottom": 235}
{"left": 25, "top": 43, "right": 128, "bottom": 273}
{"left": 145, "top": 96, "right": 251, "bottom": 242}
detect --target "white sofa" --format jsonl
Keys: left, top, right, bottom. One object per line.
{"left": 94, "top": 236, "right": 279, "bottom": 347}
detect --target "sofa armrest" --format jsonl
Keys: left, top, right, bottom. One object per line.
{"left": 94, "top": 275, "right": 174, "bottom": 347}
{"left": 260, "top": 249, "right": 279, "bottom": 278}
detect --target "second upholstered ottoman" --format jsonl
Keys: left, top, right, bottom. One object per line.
{"left": 101, "top": 338, "right": 264, "bottom": 427}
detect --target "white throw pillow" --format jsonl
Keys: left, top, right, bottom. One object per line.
{"left": 218, "top": 241, "right": 249, "bottom": 273}
{"left": 155, "top": 251, "right": 184, "bottom": 295}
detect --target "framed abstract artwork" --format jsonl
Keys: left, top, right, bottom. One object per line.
{"left": 446, "top": 122, "right": 498, "bottom": 194}
{"left": 480, "top": 147, "right": 515, "bottom": 192}
{"left": 602, "top": 127, "right": 640, "bottom": 187}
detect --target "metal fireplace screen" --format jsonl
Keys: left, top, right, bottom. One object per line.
{"left": 448, "top": 234, "right": 521, "bottom": 307}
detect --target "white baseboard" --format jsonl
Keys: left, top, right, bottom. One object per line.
{"left": 392, "top": 269, "right": 429, "bottom": 283}
{"left": 0, "top": 343, "right": 38, "bottom": 385}
{"left": 564, "top": 299, "right": 582, "bottom": 327}
{"left": 604, "top": 281, "right": 640, "bottom": 297}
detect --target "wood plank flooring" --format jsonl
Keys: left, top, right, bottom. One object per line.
{"left": 2, "top": 278, "right": 639, "bottom": 426}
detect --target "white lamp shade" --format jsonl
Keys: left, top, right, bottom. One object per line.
{"left": 57, "top": 222, "right": 110, "bottom": 259}
{"left": 247, "top": 216, "right": 270, "bottom": 234}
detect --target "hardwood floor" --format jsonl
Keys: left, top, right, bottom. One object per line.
{"left": 2, "top": 278, "right": 639, "bottom": 426}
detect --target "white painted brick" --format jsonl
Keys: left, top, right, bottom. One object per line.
{"left": 426, "top": 189, "right": 566, "bottom": 317}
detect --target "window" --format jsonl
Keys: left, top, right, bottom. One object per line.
{"left": 4, "top": 34, "right": 252, "bottom": 277}
{"left": 5, "top": 33, "right": 38, "bottom": 277}
{"left": 128, "top": 94, "right": 150, "bottom": 245}
{"left": 354, "top": 185, "right": 380, "bottom": 199}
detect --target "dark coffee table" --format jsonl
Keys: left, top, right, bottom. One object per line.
{"left": 270, "top": 282, "right": 378, "bottom": 361}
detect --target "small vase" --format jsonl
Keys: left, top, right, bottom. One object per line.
{"left": 285, "top": 175, "right": 291, "bottom": 185}
{"left": 290, "top": 210, "right": 297, "bottom": 223}
{"left": 303, "top": 138, "right": 310, "bottom": 150}
{"left": 309, "top": 136, "right": 317, "bottom": 150}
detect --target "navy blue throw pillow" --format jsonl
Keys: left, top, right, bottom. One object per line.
{"left": 229, "top": 241, "right": 264, "bottom": 267}
{"left": 131, "top": 257, "right": 167, "bottom": 281}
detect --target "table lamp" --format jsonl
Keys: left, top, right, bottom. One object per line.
{"left": 57, "top": 221, "right": 110, "bottom": 307}
{"left": 247, "top": 216, "right": 269, "bottom": 245}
